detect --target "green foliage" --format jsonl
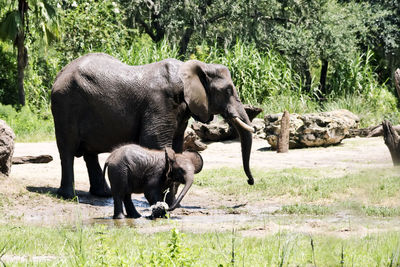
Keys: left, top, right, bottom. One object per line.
{"left": 0, "top": 0, "right": 399, "bottom": 131}
{"left": 0, "top": 42, "right": 18, "bottom": 105}
{"left": 118, "top": 37, "right": 180, "bottom": 66}
{"left": 190, "top": 41, "right": 304, "bottom": 106}
{"left": 57, "top": 0, "right": 132, "bottom": 66}
{"left": 277, "top": 203, "right": 332, "bottom": 215}
{"left": 24, "top": 53, "right": 59, "bottom": 113}
{"left": 325, "top": 49, "right": 399, "bottom": 126}
{"left": 0, "top": 103, "right": 54, "bottom": 141}
{"left": 0, "top": 0, "right": 60, "bottom": 107}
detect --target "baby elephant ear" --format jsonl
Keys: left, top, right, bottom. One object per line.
{"left": 164, "top": 147, "right": 176, "bottom": 175}
{"left": 179, "top": 60, "right": 210, "bottom": 123}
{"left": 183, "top": 150, "right": 203, "bottom": 174}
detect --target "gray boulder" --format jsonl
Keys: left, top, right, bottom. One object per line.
{"left": 264, "top": 109, "right": 359, "bottom": 149}
{"left": 191, "top": 104, "right": 263, "bottom": 142}
{"left": 0, "top": 120, "right": 15, "bottom": 176}
{"left": 183, "top": 128, "right": 207, "bottom": 151}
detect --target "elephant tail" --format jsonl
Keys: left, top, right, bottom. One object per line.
{"left": 102, "top": 161, "right": 109, "bottom": 181}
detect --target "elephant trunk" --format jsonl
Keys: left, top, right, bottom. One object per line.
{"left": 229, "top": 106, "right": 255, "bottom": 185}
{"left": 168, "top": 173, "right": 194, "bottom": 211}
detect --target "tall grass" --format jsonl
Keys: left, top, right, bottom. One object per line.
{"left": 326, "top": 50, "right": 399, "bottom": 126}
{"left": 117, "top": 37, "right": 181, "bottom": 66}
{"left": 0, "top": 224, "right": 400, "bottom": 266}
{"left": 190, "top": 41, "right": 305, "bottom": 106}
{"left": 6, "top": 38, "right": 397, "bottom": 142}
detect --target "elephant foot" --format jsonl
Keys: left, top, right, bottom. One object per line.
{"left": 56, "top": 186, "right": 76, "bottom": 199}
{"left": 89, "top": 185, "right": 112, "bottom": 198}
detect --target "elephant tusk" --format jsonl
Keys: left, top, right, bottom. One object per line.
{"left": 233, "top": 117, "right": 255, "bottom": 133}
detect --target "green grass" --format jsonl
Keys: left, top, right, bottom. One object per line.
{"left": 195, "top": 167, "right": 400, "bottom": 202}
{"left": 195, "top": 167, "right": 400, "bottom": 217}
{"left": 276, "top": 203, "right": 332, "bottom": 216}
{"left": 0, "top": 224, "right": 400, "bottom": 266}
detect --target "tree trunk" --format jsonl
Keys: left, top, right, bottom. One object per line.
{"left": 382, "top": 119, "right": 400, "bottom": 166}
{"left": 304, "top": 67, "right": 312, "bottom": 93}
{"left": 318, "top": 59, "right": 329, "bottom": 100}
{"left": 395, "top": 68, "right": 400, "bottom": 99}
{"left": 178, "top": 27, "right": 194, "bottom": 56}
{"left": 17, "top": 0, "right": 27, "bottom": 106}
{"left": 16, "top": 35, "right": 26, "bottom": 106}
{"left": 277, "top": 110, "right": 290, "bottom": 153}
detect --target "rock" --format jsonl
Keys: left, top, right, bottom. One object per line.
{"left": 191, "top": 105, "right": 263, "bottom": 142}
{"left": 192, "top": 118, "right": 234, "bottom": 142}
{"left": 0, "top": 120, "right": 15, "bottom": 176}
{"left": 264, "top": 109, "right": 359, "bottom": 149}
{"left": 252, "top": 118, "right": 266, "bottom": 139}
{"left": 183, "top": 128, "right": 207, "bottom": 151}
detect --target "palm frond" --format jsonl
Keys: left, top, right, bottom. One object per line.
{"left": 0, "top": 10, "right": 22, "bottom": 42}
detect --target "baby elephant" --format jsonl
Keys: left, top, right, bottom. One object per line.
{"left": 103, "top": 144, "right": 203, "bottom": 219}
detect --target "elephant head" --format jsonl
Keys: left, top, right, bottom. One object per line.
{"left": 164, "top": 148, "right": 203, "bottom": 211}
{"left": 179, "top": 60, "right": 255, "bottom": 185}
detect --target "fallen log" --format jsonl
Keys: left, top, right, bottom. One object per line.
{"left": 12, "top": 155, "right": 53, "bottom": 165}
{"left": 365, "top": 125, "right": 400, "bottom": 137}
{"left": 382, "top": 120, "right": 400, "bottom": 166}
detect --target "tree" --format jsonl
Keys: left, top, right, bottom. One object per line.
{"left": 56, "top": 0, "right": 131, "bottom": 66}
{"left": 119, "top": 0, "right": 233, "bottom": 56}
{"left": 0, "top": 0, "right": 59, "bottom": 106}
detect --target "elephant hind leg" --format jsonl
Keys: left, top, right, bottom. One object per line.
{"left": 57, "top": 152, "right": 75, "bottom": 199}
{"left": 83, "top": 153, "right": 112, "bottom": 197}
{"left": 54, "top": 131, "right": 79, "bottom": 199}
{"left": 123, "top": 194, "right": 141, "bottom": 218}
{"left": 112, "top": 195, "right": 125, "bottom": 219}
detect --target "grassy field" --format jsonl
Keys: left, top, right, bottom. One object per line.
{"left": 0, "top": 225, "right": 400, "bottom": 266}
{"left": 0, "top": 224, "right": 400, "bottom": 266}
{"left": 1, "top": 165, "right": 400, "bottom": 266}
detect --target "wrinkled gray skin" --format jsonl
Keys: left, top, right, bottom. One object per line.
{"left": 51, "top": 53, "right": 254, "bottom": 203}
{"left": 104, "top": 144, "right": 203, "bottom": 219}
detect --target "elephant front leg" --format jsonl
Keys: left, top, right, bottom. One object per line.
{"left": 83, "top": 153, "right": 112, "bottom": 197}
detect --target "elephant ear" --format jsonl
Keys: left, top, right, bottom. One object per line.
{"left": 164, "top": 147, "right": 176, "bottom": 178}
{"left": 179, "top": 60, "right": 210, "bottom": 122}
{"left": 183, "top": 150, "right": 203, "bottom": 174}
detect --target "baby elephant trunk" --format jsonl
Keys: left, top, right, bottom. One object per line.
{"left": 168, "top": 172, "right": 194, "bottom": 211}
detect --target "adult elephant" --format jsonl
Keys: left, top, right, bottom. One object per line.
{"left": 51, "top": 53, "right": 255, "bottom": 201}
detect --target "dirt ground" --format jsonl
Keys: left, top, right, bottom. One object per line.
{"left": 1, "top": 136, "right": 398, "bottom": 237}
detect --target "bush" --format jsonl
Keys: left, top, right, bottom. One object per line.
{"left": 190, "top": 41, "right": 304, "bottom": 106}
{"left": 325, "top": 49, "right": 399, "bottom": 126}
{"left": 0, "top": 43, "right": 18, "bottom": 106}
{"left": 0, "top": 104, "right": 54, "bottom": 142}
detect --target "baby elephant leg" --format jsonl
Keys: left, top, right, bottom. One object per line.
{"left": 112, "top": 195, "right": 125, "bottom": 219}
{"left": 123, "top": 194, "right": 141, "bottom": 218}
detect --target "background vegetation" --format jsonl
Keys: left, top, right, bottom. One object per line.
{"left": 1, "top": 0, "right": 400, "bottom": 140}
